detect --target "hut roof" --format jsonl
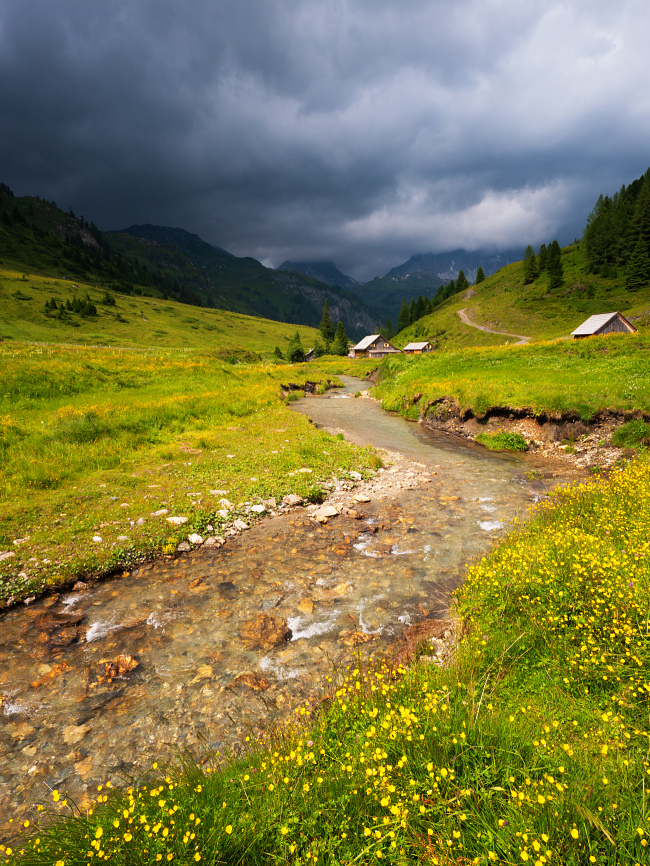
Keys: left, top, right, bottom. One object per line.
{"left": 352, "top": 334, "right": 381, "bottom": 351}
{"left": 570, "top": 311, "right": 635, "bottom": 337}
{"left": 403, "top": 341, "right": 430, "bottom": 351}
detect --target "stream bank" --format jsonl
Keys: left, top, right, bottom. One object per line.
{"left": 1, "top": 378, "right": 581, "bottom": 840}
{"left": 418, "top": 396, "right": 643, "bottom": 471}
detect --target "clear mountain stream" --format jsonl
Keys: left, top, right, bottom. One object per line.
{"left": 0, "top": 377, "right": 581, "bottom": 836}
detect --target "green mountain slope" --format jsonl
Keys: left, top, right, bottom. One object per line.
{"left": 394, "top": 243, "right": 650, "bottom": 350}
{"left": 0, "top": 186, "right": 379, "bottom": 338}
{"left": 0, "top": 264, "right": 321, "bottom": 356}
{"left": 106, "top": 225, "right": 380, "bottom": 339}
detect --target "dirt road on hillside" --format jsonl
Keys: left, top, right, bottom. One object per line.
{"left": 457, "top": 308, "right": 530, "bottom": 344}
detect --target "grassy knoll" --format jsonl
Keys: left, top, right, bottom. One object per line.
{"left": 0, "top": 267, "right": 320, "bottom": 354}
{"left": 0, "top": 344, "right": 379, "bottom": 606}
{"left": 372, "top": 331, "right": 650, "bottom": 422}
{"left": 5, "top": 455, "right": 648, "bottom": 865}
{"left": 395, "top": 245, "right": 650, "bottom": 351}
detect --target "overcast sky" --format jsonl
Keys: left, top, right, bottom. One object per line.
{"left": 2, "top": 0, "right": 649, "bottom": 280}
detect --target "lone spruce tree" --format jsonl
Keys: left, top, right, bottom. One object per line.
{"left": 331, "top": 320, "right": 349, "bottom": 355}
{"left": 287, "top": 331, "right": 305, "bottom": 363}
{"left": 475, "top": 266, "right": 485, "bottom": 284}
{"left": 319, "top": 301, "right": 335, "bottom": 343}
{"left": 456, "top": 270, "right": 469, "bottom": 293}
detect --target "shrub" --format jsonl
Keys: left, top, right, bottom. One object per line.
{"left": 475, "top": 431, "right": 528, "bottom": 451}
{"left": 611, "top": 419, "right": 650, "bottom": 447}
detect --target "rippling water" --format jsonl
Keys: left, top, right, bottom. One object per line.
{"left": 0, "top": 376, "right": 577, "bottom": 835}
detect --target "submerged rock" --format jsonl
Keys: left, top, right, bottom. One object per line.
{"left": 239, "top": 613, "right": 292, "bottom": 650}
{"left": 232, "top": 672, "right": 270, "bottom": 691}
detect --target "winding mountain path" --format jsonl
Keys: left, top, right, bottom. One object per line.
{"left": 457, "top": 308, "right": 530, "bottom": 345}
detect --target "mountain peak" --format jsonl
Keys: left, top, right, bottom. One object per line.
{"left": 279, "top": 260, "right": 360, "bottom": 290}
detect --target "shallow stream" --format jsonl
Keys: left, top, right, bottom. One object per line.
{"left": 0, "top": 377, "right": 578, "bottom": 834}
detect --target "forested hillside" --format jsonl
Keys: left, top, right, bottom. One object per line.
{"left": 583, "top": 167, "right": 650, "bottom": 286}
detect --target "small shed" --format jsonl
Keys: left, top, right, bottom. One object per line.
{"left": 351, "top": 335, "right": 402, "bottom": 358}
{"left": 570, "top": 312, "right": 637, "bottom": 339}
{"left": 403, "top": 341, "right": 433, "bottom": 354}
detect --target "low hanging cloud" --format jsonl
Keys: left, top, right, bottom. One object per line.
{"left": 1, "top": 0, "right": 649, "bottom": 280}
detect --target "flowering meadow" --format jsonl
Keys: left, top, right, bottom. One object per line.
{"left": 3, "top": 454, "right": 648, "bottom": 865}
{"left": 0, "top": 343, "right": 378, "bottom": 605}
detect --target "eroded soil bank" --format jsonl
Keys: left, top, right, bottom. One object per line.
{"left": 420, "top": 396, "right": 646, "bottom": 470}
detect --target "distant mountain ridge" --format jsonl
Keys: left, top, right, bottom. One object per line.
{"left": 385, "top": 248, "right": 522, "bottom": 283}
{"left": 278, "top": 260, "right": 361, "bottom": 291}
{"left": 282, "top": 249, "right": 523, "bottom": 324}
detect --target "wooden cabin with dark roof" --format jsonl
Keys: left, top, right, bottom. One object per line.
{"left": 351, "top": 335, "right": 402, "bottom": 358}
{"left": 570, "top": 312, "right": 637, "bottom": 339}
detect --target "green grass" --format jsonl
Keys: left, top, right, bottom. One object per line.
{"left": 372, "top": 331, "right": 650, "bottom": 422}
{"left": 611, "top": 420, "right": 650, "bottom": 448}
{"left": 0, "top": 266, "right": 320, "bottom": 354}
{"left": 475, "top": 431, "right": 528, "bottom": 452}
{"left": 5, "top": 456, "right": 649, "bottom": 865}
{"left": 0, "top": 345, "right": 379, "bottom": 605}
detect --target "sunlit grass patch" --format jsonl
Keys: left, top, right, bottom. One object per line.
{"left": 372, "top": 331, "right": 650, "bottom": 422}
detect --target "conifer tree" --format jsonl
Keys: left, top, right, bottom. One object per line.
{"left": 397, "top": 297, "right": 410, "bottom": 333}
{"left": 523, "top": 245, "right": 536, "bottom": 263}
{"left": 415, "top": 295, "right": 426, "bottom": 320}
{"left": 331, "top": 320, "right": 349, "bottom": 356}
{"left": 456, "top": 270, "right": 469, "bottom": 293}
{"left": 409, "top": 298, "right": 417, "bottom": 324}
{"left": 381, "top": 318, "right": 395, "bottom": 340}
{"left": 538, "top": 243, "right": 548, "bottom": 271}
{"left": 475, "top": 266, "right": 485, "bottom": 284}
{"left": 287, "top": 331, "right": 305, "bottom": 363}
{"left": 523, "top": 253, "right": 538, "bottom": 284}
{"left": 625, "top": 237, "right": 650, "bottom": 291}
{"left": 319, "top": 301, "right": 335, "bottom": 343}
{"left": 546, "top": 240, "right": 563, "bottom": 289}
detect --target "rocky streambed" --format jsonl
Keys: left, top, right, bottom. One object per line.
{"left": 0, "top": 378, "right": 581, "bottom": 839}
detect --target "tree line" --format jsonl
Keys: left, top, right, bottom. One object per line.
{"left": 522, "top": 240, "right": 564, "bottom": 288}
{"left": 582, "top": 167, "right": 650, "bottom": 291}
{"left": 274, "top": 301, "right": 350, "bottom": 362}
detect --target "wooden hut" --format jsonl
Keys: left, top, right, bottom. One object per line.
{"left": 570, "top": 312, "right": 637, "bottom": 339}
{"left": 351, "top": 335, "right": 402, "bottom": 358}
{"left": 403, "top": 341, "right": 433, "bottom": 354}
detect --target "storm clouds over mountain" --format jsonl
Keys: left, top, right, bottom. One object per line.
{"left": 1, "top": 0, "right": 649, "bottom": 280}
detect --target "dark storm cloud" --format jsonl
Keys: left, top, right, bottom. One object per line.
{"left": 1, "top": 0, "right": 649, "bottom": 279}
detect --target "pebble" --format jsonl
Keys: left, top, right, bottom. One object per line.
{"left": 250, "top": 504, "right": 266, "bottom": 514}
{"left": 92, "top": 535, "right": 103, "bottom": 543}
{"left": 167, "top": 516, "right": 188, "bottom": 526}
{"left": 188, "top": 533, "right": 204, "bottom": 545}
{"left": 151, "top": 509, "right": 169, "bottom": 517}
{"left": 0, "top": 551, "right": 16, "bottom": 562}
